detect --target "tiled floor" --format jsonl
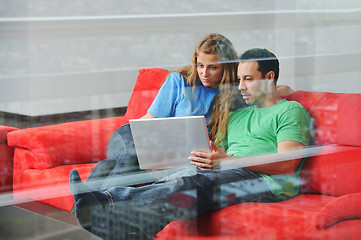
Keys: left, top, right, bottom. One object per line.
{"left": 16, "top": 201, "right": 80, "bottom": 227}
{"left": 0, "top": 202, "right": 101, "bottom": 239}
{"left": 0, "top": 187, "right": 79, "bottom": 228}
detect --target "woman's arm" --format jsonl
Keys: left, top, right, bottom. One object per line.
{"left": 143, "top": 112, "right": 157, "bottom": 119}
{"left": 146, "top": 72, "right": 182, "bottom": 118}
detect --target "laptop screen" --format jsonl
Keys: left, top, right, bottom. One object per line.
{"left": 129, "top": 116, "right": 210, "bottom": 169}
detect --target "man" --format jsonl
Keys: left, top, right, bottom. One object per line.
{"left": 69, "top": 48, "right": 311, "bottom": 239}
{"left": 190, "top": 48, "right": 311, "bottom": 202}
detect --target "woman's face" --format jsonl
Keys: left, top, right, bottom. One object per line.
{"left": 196, "top": 52, "right": 224, "bottom": 89}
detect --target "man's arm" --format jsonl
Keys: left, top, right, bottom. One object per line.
{"left": 243, "top": 140, "right": 306, "bottom": 175}
{"left": 189, "top": 140, "right": 306, "bottom": 175}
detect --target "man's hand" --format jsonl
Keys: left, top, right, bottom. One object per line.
{"left": 188, "top": 141, "right": 228, "bottom": 170}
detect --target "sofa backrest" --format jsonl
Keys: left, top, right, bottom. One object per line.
{"left": 124, "top": 68, "right": 170, "bottom": 120}
{"left": 284, "top": 90, "right": 361, "bottom": 147}
{"left": 285, "top": 91, "right": 361, "bottom": 196}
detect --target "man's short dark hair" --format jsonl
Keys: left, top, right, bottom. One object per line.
{"left": 239, "top": 48, "right": 279, "bottom": 84}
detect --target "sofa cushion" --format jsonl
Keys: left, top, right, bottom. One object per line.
{"left": 124, "top": 68, "right": 169, "bottom": 120}
{"left": 315, "top": 193, "right": 361, "bottom": 229}
{"left": 300, "top": 145, "right": 361, "bottom": 196}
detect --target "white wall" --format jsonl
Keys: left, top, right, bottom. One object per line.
{"left": 1, "top": 1, "right": 361, "bottom": 116}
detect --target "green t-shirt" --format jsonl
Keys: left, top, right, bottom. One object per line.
{"left": 223, "top": 99, "right": 311, "bottom": 199}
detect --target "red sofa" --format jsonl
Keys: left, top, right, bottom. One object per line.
{"left": 7, "top": 68, "right": 361, "bottom": 239}
{"left": 0, "top": 125, "right": 18, "bottom": 193}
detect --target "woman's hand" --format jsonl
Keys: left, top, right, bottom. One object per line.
{"left": 277, "top": 85, "right": 295, "bottom": 95}
{"left": 188, "top": 141, "right": 228, "bottom": 170}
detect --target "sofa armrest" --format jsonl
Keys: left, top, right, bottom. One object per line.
{"left": 0, "top": 125, "right": 19, "bottom": 192}
{"left": 8, "top": 116, "right": 128, "bottom": 169}
{"left": 0, "top": 125, "right": 18, "bottom": 143}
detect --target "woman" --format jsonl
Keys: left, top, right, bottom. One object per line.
{"left": 84, "top": 33, "right": 241, "bottom": 192}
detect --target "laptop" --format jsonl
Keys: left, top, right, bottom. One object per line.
{"left": 129, "top": 116, "right": 211, "bottom": 169}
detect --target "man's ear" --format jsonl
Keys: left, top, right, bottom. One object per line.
{"left": 265, "top": 71, "right": 275, "bottom": 80}
{"left": 265, "top": 71, "right": 275, "bottom": 85}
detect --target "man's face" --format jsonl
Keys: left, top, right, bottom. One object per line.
{"left": 237, "top": 61, "right": 270, "bottom": 107}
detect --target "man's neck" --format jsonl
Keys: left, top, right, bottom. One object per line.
{"left": 255, "top": 90, "right": 283, "bottom": 108}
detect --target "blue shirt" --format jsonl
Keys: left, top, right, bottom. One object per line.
{"left": 147, "top": 72, "right": 219, "bottom": 124}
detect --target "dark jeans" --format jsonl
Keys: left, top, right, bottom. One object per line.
{"left": 86, "top": 124, "right": 156, "bottom": 191}
{"left": 82, "top": 125, "right": 285, "bottom": 238}
{"left": 98, "top": 166, "right": 281, "bottom": 239}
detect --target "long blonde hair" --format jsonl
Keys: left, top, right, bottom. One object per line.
{"left": 176, "top": 33, "right": 241, "bottom": 144}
